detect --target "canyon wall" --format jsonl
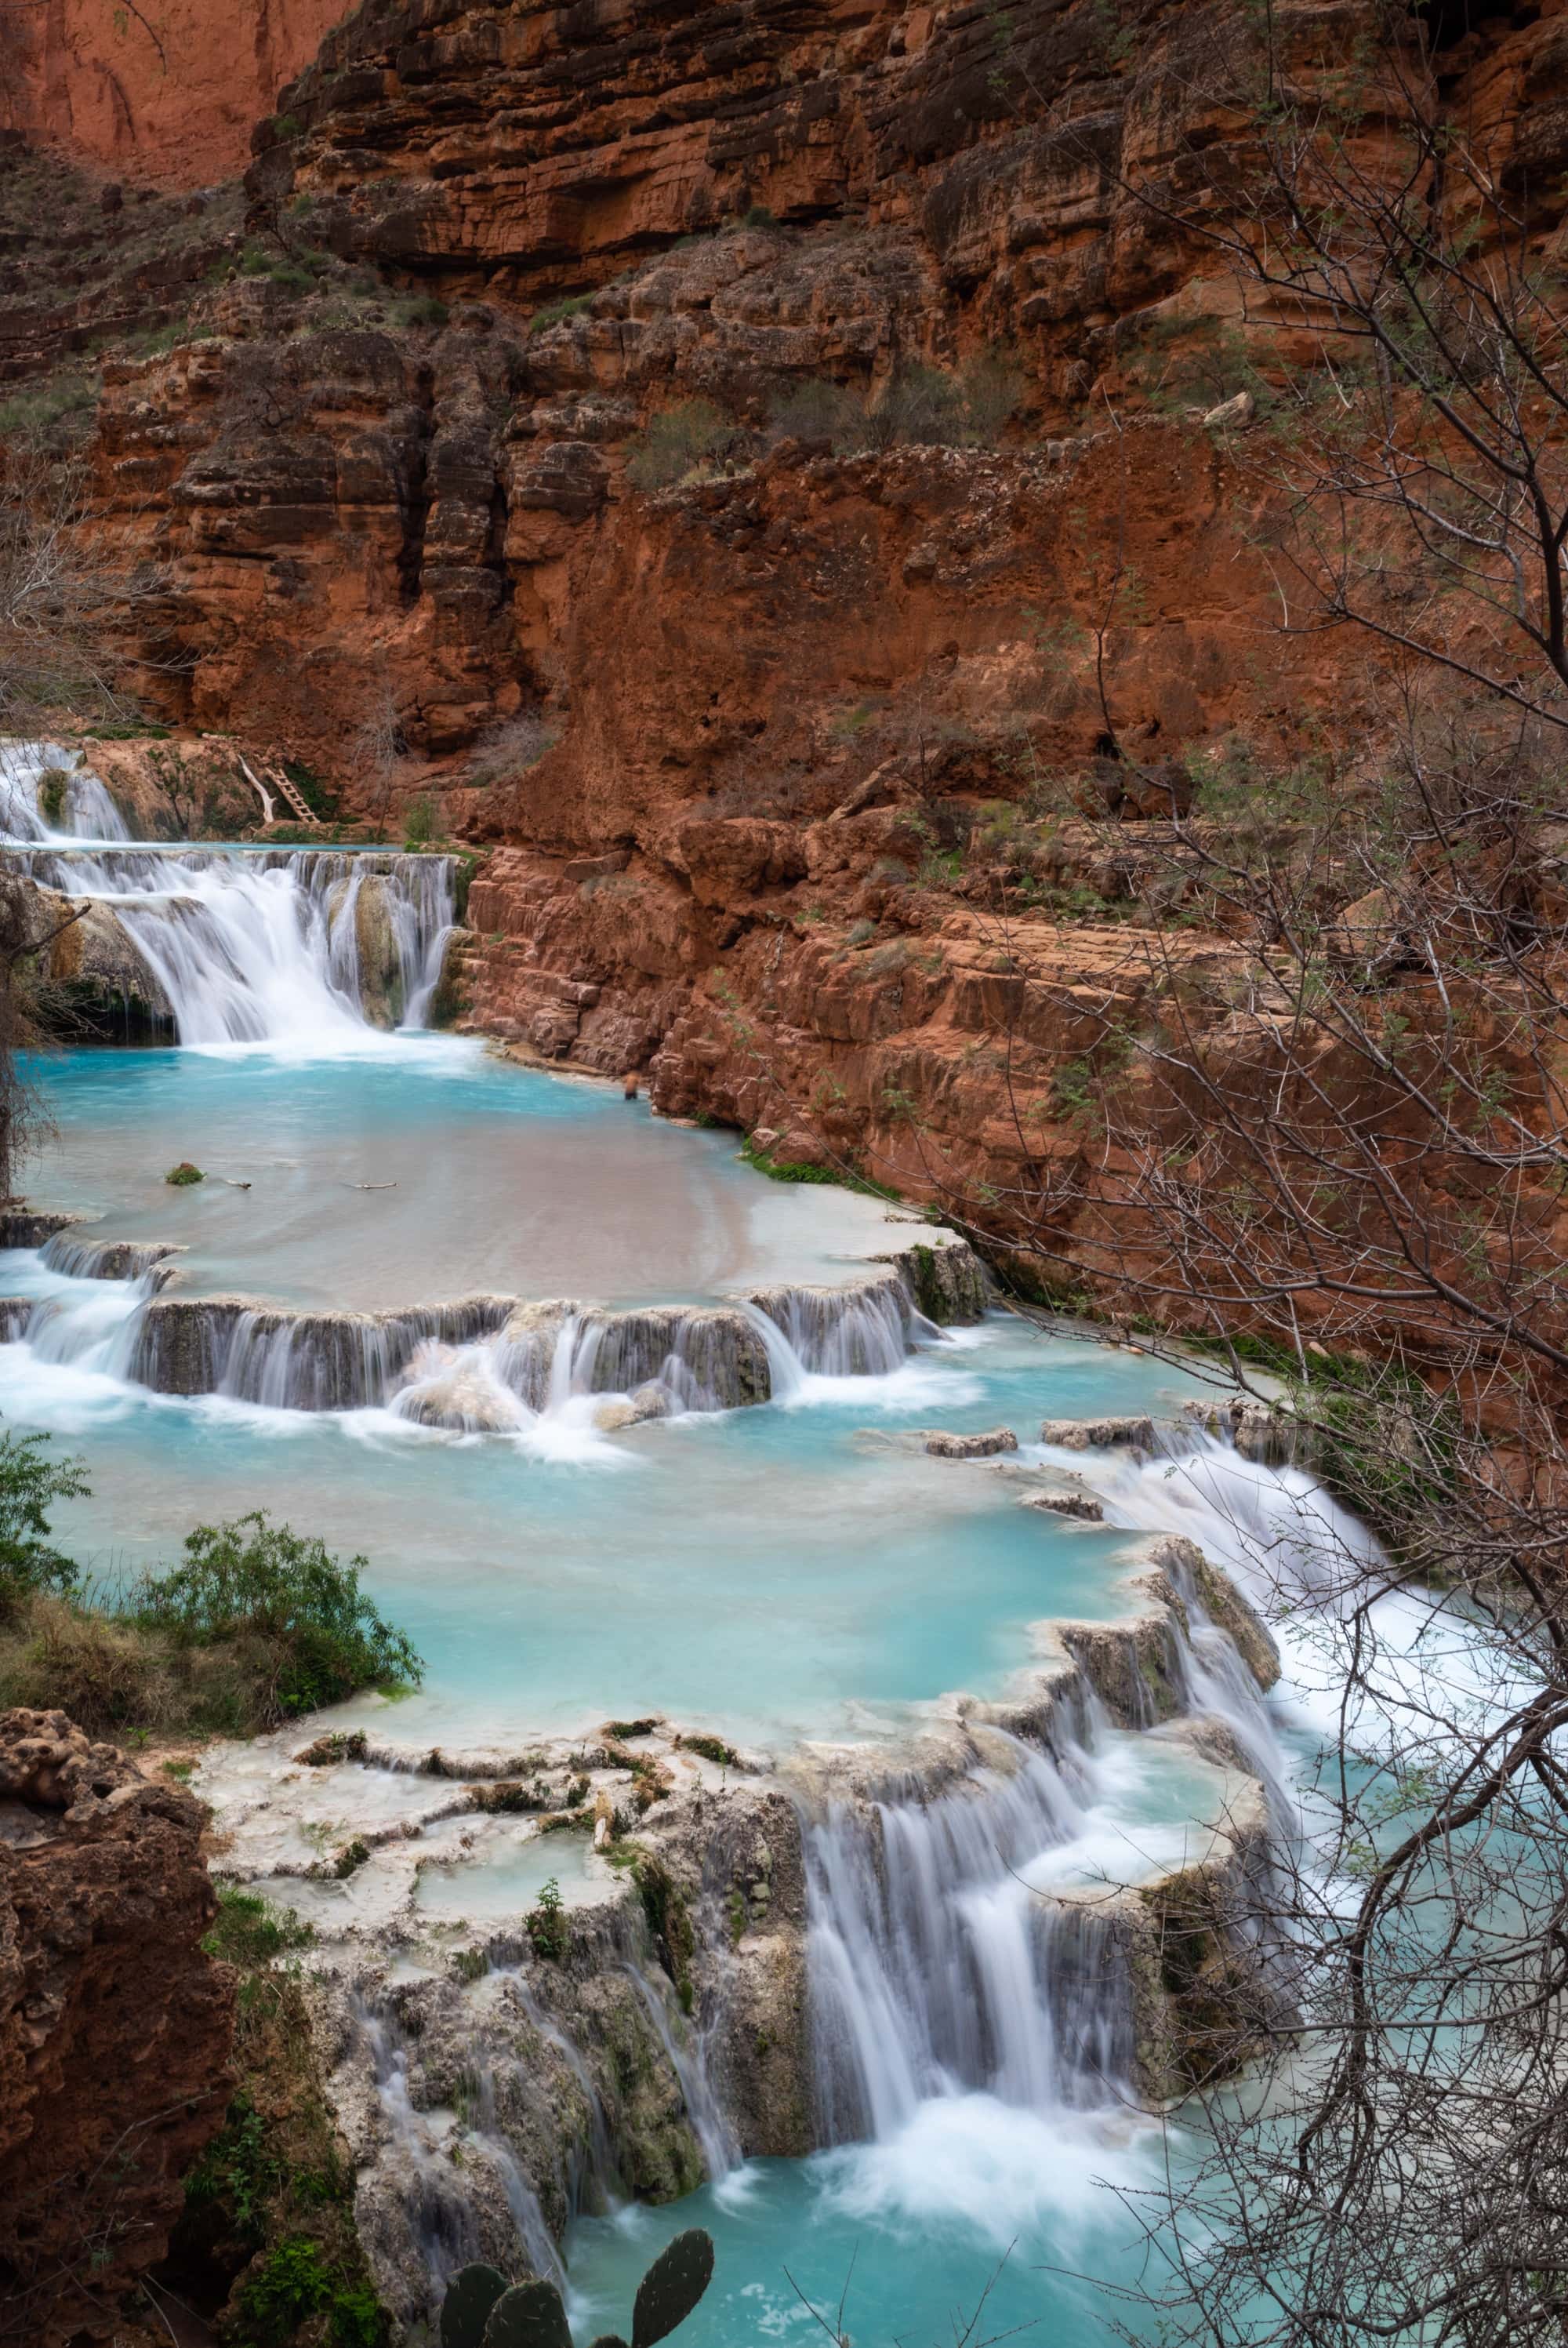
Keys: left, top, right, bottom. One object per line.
{"left": 0, "top": 0, "right": 348, "bottom": 187}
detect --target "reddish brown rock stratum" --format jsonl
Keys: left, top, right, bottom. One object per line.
{"left": 1, "top": 0, "right": 348, "bottom": 187}
{"left": 0, "top": 1710, "right": 234, "bottom": 2348}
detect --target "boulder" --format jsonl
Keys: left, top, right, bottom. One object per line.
{"left": 328, "top": 873, "right": 405, "bottom": 1028}
{"left": 592, "top": 1383, "right": 671, "bottom": 1430}
{"left": 0, "top": 1710, "right": 234, "bottom": 2345}
{"left": 25, "top": 889, "right": 173, "bottom": 1038}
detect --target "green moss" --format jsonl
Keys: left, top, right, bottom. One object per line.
{"left": 677, "top": 1732, "right": 737, "bottom": 1768}
{"left": 738, "top": 1136, "right": 899, "bottom": 1203}
{"left": 203, "top": 1888, "right": 315, "bottom": 1971}
{"left": 633, "top": 1854, "right": 696, "bottom": 2014}
{"left": 528, "top": 289, "right": 596, "bottom": 335}
{"left": 165, "top": 1161, "right": 205, "bottom": 1185}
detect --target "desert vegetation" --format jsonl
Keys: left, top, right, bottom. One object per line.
{"left": 0, "top": 1452, "right": 423, "bottom": 1739}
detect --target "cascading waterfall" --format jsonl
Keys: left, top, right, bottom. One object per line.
{"left": 746, "top": 1273, "right": 918, "bottom": 1390}
{"left": 0, "top": 739, "right": 129, "bottom": 844}
{"left": 804, "top": 1725, "right": 1142, "bottom": 2147}
{"left": 1, "top": 739, "right": 456, "bottom": 1045}
{"left": 797, "top": 1431, "right": 1340, "bottom": 2177}
{"left": 619, "top": 1965, "right": 739, "bottom": 2183}
{"left": 1, "top": 1258, "right": 960, "bottom": 1423}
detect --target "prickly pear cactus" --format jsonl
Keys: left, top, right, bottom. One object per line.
{"left": 484, "top": 2278, "right": 575, "bottom": 2348}
{"left": 631, "top": 2229, "right": 716, "bottom": 2348}
{"left": 441, "top": 2264, "right": 508, "bottom": 2348}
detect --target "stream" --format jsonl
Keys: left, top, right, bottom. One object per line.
{"left": 2, "top": 740, "right": 1357, "bottom": 2343}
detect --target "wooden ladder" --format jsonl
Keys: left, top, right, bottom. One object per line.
{"left": 265, "top": 761, "right": 321, "bottom": 828}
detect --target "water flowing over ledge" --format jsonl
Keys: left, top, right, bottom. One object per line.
{"left": 2, "top": 740, "right": 457, "bottom": 1044}
{"left": 5, "top": 1241, "right": 993, "bottom": 1424}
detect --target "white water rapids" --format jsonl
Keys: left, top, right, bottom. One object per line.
{"left": 1, "top": 739, "right": 455, "bottom": 1045}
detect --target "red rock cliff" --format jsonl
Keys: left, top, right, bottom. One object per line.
{"left": 0, "top": 0, "right": 348, "bottom": 188}
{"left": 0, "top": 1710, "right": 234, "bottom": 2347}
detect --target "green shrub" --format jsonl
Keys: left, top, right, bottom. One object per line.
{"left": 868, "top": 352, "right": 1023, "bottom": 449}
{"left": 0, "top": 1431, "right": 87, "bottom": 1616}
{"left": 398, "top": 293, "right": 449, "bottom": 328}
{"left": 525, "top": 1874, "right": 568, "bottom": 1961}
{"left": 131, "top": 1510, "right": 423, "bottom": 1720}
{"left": 528, "top": 289, "right": 595, "bottom": 336}
{"left": 178, "top": 1882, "right": 385, "bottom": 2348}
{"left": 402, "top": 794, "right": 436, "bottom": 848}
{"left": 626, "top": 398, "right": 744, "bottom": 491}
{"left": 740, "top": 203, "right": 777, "bottom": 227}
{"left": 202, "top": 1887, "right": 315, "bottom": 1970}
{"left": 237, "top": 2237, "right": 382, "bottom": 2348}
{"left": 165, "top": 1160, "right": 205, "bottom": 1183}
{"left": 36, "top": 766, "right": 68, "bottom": 823}
{"left": 766, "top": 377, "right": 866, "bottom": 453}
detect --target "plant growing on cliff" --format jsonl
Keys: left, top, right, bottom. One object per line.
{"left": 130, "top": 1510, "right": 423, "bottom": 1721}
{"left": 176, "top": 1889, "right": 387, "bottom": 2347}
{"left": 626, "top": 400, "right": 746, "bottom": 491}
{"left": 524, "top": 1874, "right": 568, "bottom": 1961}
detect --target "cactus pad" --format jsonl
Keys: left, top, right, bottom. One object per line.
{"left": 441, "top": 2265, "right": 508, "bottom": 2348}
{"left": 484, "top": 2278, "right": 575, "bottom": 2348}
{"left": 631, "top": 2229, "right": 715, "bottom": 2348}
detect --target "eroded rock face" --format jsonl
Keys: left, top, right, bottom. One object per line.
{"left": 0, "top": 0, "right": 348, "bottom": 186}
{"left": 0, "top": 1710, "right": 234, "bottom": 2348}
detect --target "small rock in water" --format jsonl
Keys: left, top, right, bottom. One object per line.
{"left": 1040, "top": 1414, "right": 1156, "bottom": 1453}
{"left": 924, "top": 1427, "right": 1018, "bottom": 1459}
{"left": 1019, "top": 1488, "right": 1105, "bottom": 1522}
{"left": 593, "top": 1383, "right": 670, "bottom": 1431}
{"left": 164, "top": 1161, "right": 205, "bottom": 1186}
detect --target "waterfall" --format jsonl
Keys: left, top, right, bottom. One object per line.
{"left": 7, "top": 1267, "right": 947, "bottom": 1421}
{"left": 129, "top": 1293, "right": 516, "bottom": 1407}
{"left": 746, "top": 1273, "right": 916, "bottom": 1387}
{"left": 39, "top": 1230, "right": 182, "bottom": 1285}
{"left": 0, "top": 739, "right": 129, "bottom": 843}
{"left": 1, "top": 741, "right": 456, "bottom": 1045}
{"left": 619, "top": 1965, "right": 739, "bottom": 2183}
{"left": 803, "top": 1729, "right": 1141, "bottom": 2146}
